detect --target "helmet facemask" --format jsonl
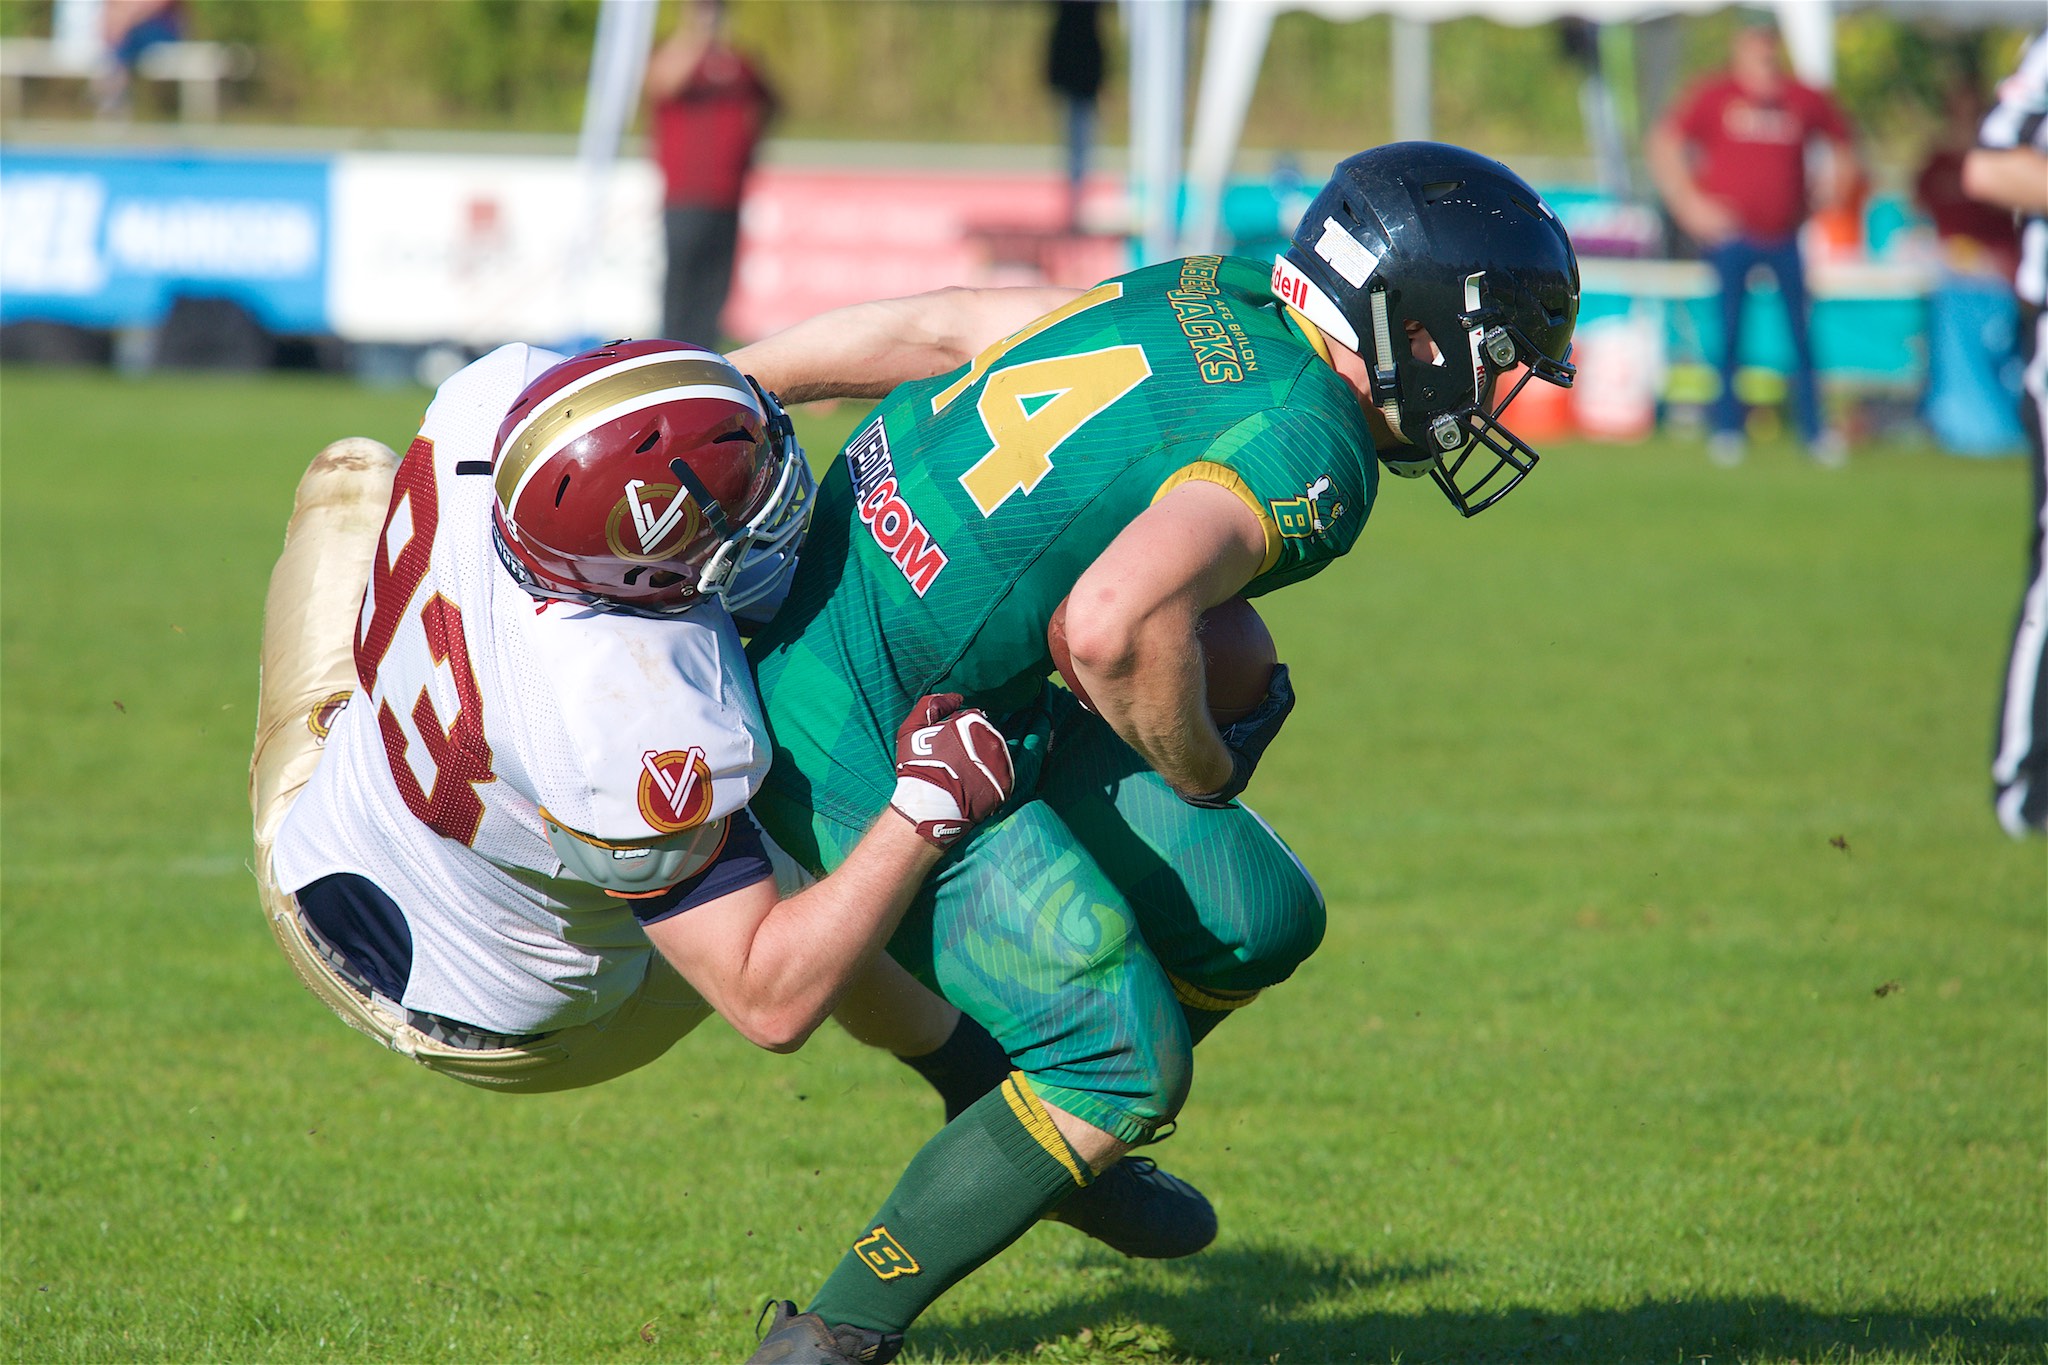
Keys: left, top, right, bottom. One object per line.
{"left": 1366, "top": 272, "right": 1575, "bottom": 518}
{"left": 1274, "top": 142, "right": 1581, "bottom": 518}
{"left": 693, "top": 379, "right": 814, "bottom": 621}
{"left": 488, "top": 341, "right": 815, "bottom": 624}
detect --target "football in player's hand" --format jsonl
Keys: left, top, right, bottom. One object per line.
{"left": 1048, "top": 594, "right": 1278, "bottom": 724}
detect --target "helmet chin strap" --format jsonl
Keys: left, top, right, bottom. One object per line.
{"left": 667, "top": 457, "right": 731, "bottom": 541}
{"left": 1368, "top": 284, "right": 1405, "bottom": 437}
{"left": 1462, "top": 272, "right": 1491, "bottom": 401}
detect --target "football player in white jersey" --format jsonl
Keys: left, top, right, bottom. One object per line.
{"left": 252, "top": 288, "right": 1216, "bottom": 1271}
{"left": 253, "top": 333, "right": 1032, "bottom": 1093}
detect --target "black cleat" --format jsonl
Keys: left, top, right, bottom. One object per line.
{"left": 1045, "top": 1155, "right": 1217, "bottom": 1258}
{"left": 748, "top": 1300, "right": 904, "bottom": 1365}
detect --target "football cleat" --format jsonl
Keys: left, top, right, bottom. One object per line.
{"left": 1045, "top": 1155, "right": 1217, "bottom": 1259}
{"left": 747, "top": 1300, "right": 903, "bottom": 1365}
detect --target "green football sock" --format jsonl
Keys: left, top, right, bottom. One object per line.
{"left": 808, "top": 1074, "right": 1089, "bottom": 1334}
{"left": 896, "top": 1012, "right": 1012, "bottom": 1122}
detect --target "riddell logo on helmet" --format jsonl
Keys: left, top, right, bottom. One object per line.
{"left": 1271, "top": 259, "right": 1313, "bottom": 312}
{"left": 605, "top": 481, "right": 701, "bottom": 562}
{"left": 638, "top": 747, "right": 715, "bottom": 832}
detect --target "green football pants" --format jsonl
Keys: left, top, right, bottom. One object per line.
{"left": 753, "top": 687, "right": 1325, "bottom": 1145}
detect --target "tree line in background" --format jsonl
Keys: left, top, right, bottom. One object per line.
{"left": 2, "top": 0, "right": 2033, "bottom": 175}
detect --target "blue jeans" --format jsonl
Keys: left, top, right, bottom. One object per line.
{"left": 1706, "top": 235, "right": 1823, "bottom": 445}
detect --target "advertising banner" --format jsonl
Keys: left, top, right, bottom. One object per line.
{"left": 0, "top": 148, "right": 328, "bottom": 332}
{"left": 326, "top": 153, "right": 662, "bottom": 349}
{"left": 726, "top": 168, "right": 1127, "bottom": 339}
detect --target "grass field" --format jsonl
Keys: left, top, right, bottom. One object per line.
{"left": 3, "top": 368, "right": 2043, "bottom": 1364}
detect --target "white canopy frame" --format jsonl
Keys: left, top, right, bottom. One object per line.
{"left": 1177, "top": 0, "right": 1846, "bottom": 258}
{"left": 1175, "top": 0, "right": 2041, "bottom": 260}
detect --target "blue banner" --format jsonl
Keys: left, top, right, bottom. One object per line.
{"left": 0, "top": 148, "right": 330, "bottom": 333}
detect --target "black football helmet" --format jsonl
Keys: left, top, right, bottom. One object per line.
{"left": 1272, "top": 142, "right": 1580, "bottom": 516}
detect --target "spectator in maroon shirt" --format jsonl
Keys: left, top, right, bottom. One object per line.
{"left": 1916, "top": 71, "right": 2021, "bottom": 282}
{"left": 647, "top": 0, "right": 777, "bottom": 347}
{"left": 1649, "top": 23, "right": 1861, "bottom": 466}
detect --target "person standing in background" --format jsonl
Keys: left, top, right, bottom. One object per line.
{"left": 1917, "top": 57, "right": 2021, "bottom": 283}
{"left": 1648, "top": 22, "right": 1860, "bottom": 468}
{"left": 95, "top": 0, "right": 183, "bottom": 115}
{"left": 647, "top": 0, "right": 776, "bottom": 348}
{"left": 1964, "top": 30, "right": 2048, "bottom": 837}
{"left": 1045, "top": 0, "right": 1104, "bottom": 234}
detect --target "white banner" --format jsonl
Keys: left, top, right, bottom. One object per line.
{"left": 326, "top": 152, "right": 662, "bottom": 348}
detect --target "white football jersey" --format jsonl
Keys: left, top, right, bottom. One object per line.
{"left": 273, "top": 344, "right": 771, "bottom": 1033}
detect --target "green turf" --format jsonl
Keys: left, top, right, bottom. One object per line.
{"left": 3, "top": 368, "right": 2042, "bottom": 1363}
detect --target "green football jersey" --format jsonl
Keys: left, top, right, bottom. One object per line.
{"left": 748, "top": 254, "right": 1380, "bottom": 824}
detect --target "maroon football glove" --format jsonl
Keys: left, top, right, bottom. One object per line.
{"left": 890, "top": 693, "right": 1015, "bottom": 849}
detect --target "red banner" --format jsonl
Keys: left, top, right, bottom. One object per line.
{"left": 727, "top": 167, "right": 1128, "bottom": 340}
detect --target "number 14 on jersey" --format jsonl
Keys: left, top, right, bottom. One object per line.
{"left": 932, "top": 283, "right": 1153, "bottom": 519}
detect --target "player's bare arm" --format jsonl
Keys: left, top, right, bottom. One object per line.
{"left": 642, "top": 813, "right": 939, "bottom": 1052}
{"left": 1062, "top": 480, "right": 1270, "bottom": 798}
{"left": 1962, "top": 146, "right": 2048, "bottom": 214}
{"left": 730, "top": 286, "right": 1080, "bottom": 404}
{"left": 643, "top": 695, "right": 1012, "bottom": 1052}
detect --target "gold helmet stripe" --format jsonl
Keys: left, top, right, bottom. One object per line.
{"left": 495, "top": 356, "right": 757, "bottom": 510}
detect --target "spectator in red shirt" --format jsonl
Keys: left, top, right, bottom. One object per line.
{"left": 647, "top": 0, "right": 776, "bottom": 347}
{"left": 1916, "top": 71, "right": 2021, "bottom": 282}
{"left": 1649, "top": 23, "right": 1861, "bottom": 466}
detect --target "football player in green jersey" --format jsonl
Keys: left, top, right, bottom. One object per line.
{"left": 734, "top": 143, "right": 1580, "bottom": 1363}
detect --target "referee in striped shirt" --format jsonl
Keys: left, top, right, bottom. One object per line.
{"left": 1966, "top": 30, "right": 2048, "bottom": 837}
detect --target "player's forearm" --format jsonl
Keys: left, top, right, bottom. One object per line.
{"left": 730, "top": 287, "right": 1078, "bottom": 405}
{"left": 1064, "top": 481, "right": 1266, "bottom": 796}
{"left": 1963, "top": 147, "right": 2048, "bottom": 214}
{"left": 728, "top": 295, "right": 950, "bottom": 404}
{"left": 721, "top": 813, "right": 939, "bottom": 1051}
{"left": 1072, "top": 607, "right": 1235, "bottom": 797}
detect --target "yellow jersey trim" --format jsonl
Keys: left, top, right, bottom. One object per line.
{"left": 1153, "top": 460, "right": 1283, "bottom": 577}
{"left": 1168, "top": 973, "right": 1263, "bottom": 1013}
{"left": 1283, "top": 305, "right": 1334, "bottom": 366}
{"left": 1001, "top": 1072, "right": 1088, "bottom": 1187}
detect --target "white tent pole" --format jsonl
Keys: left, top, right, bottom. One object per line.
{"left": 570, "top": 0, "right": 659, "bottom": 341}
{"left": 579, "top": 0, "right": 657, "bottom": 165}
{"left": 1128, "top": 0, "right": 1189, "bottom": 266}
{"left": 1774, "top": 0, "right": 1835, "bottom": 87}
{"left": 1392, "top": 12, "right": 1431, "bottom": 142}
{"left": 1182, "top": 0, "right": 1277, "bottom": 256}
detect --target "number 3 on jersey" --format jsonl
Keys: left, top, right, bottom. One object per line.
{"left": 354, "top": 437, "right": 497, "bottom": 845}
{"left": 933, "top": 283, "right": 1152, "bottom": 518}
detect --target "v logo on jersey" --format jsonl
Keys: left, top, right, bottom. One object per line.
{"left": 644, "top": 745, "right": 704, "bottom": 809}
{"left": 637, "top": 746, "right": 715, "bottom": 832}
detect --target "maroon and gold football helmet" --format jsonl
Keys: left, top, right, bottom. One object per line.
{"left": 489, "top": 340, "right": 811, "bottom": 619}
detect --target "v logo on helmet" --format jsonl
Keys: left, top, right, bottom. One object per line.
{"left": 627, "top": 480, "right": 689, "bottom": 553}
{"left": 605, "top": 481, "right": 702, "bottom": 563}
